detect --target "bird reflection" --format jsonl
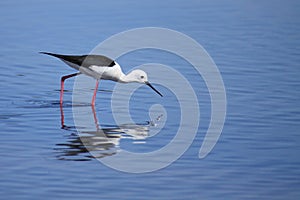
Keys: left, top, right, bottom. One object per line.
{"left": 55, "top": 104, "right": 161, "bottom": 161}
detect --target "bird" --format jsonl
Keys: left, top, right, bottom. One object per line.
{"left": 40, "top": 52, "right": 163, "bottom": 105}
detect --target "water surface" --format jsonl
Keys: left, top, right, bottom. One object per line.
{"left": 1, "top": 0, "right": 300, "bottom": 199}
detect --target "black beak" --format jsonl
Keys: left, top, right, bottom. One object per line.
{"left": 145, "top": 82, "right": 163, "bottom": 97}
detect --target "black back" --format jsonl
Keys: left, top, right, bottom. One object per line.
{"left": 40, "top": 52, "right": 116, "bottom": 67}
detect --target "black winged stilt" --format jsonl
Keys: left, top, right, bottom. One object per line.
{"left": 40, "top": 52, "right": 163, "bottom": 105}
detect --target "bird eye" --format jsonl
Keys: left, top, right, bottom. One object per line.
{"left": 140, "top": 75, "right": 144, "bottom": 79}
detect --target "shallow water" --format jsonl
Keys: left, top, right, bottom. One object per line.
{"left": 1, "top": 0, "right": 300, "bottom": 199}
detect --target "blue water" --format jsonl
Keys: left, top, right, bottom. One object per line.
{"left": 1, "top": 0, "right": 300, "bottom": 199}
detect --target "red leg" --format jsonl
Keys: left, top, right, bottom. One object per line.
{"left": 91, "top": 104, "right": 100, "bottom": 130}
{"left": 60, "top": 103, "right": 65, "bottom": 129}
{"left": 91, "top": 80, "right": 99, "bottom": 106}
{"left": 60, "top": 72, "right": 80, "bottom": 105}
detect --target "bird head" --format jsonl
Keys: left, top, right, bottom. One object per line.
{"left": 129, "top": 69, "right": 163, "bottom": 97}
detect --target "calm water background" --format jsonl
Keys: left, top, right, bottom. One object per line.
{"left": 1, "top": 0, "right": 300, "bottom": 199}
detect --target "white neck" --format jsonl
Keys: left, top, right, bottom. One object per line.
{"left": 119, "top": 72, "right": 136, "bottom": 83}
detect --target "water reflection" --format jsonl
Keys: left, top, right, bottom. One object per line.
{"left": 56, "top": 104, "right": 161, "bottom": 161}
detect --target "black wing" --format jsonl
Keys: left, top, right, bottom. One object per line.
{"left": 40, "top": 52, "right": 116, "bottom": 67}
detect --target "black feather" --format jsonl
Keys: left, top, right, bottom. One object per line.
{"left": 40, "top": 52, "right": 115, "bottom": 67}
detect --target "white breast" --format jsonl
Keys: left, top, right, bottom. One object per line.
{"left": 81, "top": 62, "right": 123, "bottom": 81}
